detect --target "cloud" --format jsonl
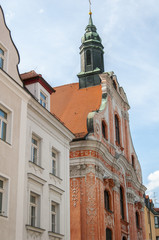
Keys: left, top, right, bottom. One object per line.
{"left": 39, "top": 9, "right": 44, "bottom": 14}
{"left": 146, "top": 171, "right": 159, "bottom": 193}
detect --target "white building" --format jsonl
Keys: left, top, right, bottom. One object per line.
{"left": 0, "top": 6, "right": 74, "bottom": 240}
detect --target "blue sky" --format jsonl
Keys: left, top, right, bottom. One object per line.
{"left": 1, "top": 0, "right": 159, "bottom": 205}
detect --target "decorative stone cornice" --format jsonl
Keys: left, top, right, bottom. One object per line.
{"left": 70, "top": 164, "right": 104, "bottom": 180}
{"left": 127, "top": 192, "right": 135, "bottom": 204}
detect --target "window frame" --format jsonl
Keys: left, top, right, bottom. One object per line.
{"left": 40, "top": 91, "right": 47, "bottom": 108}
{"left": 104, "top": 189, "right": 110, "bottom": 211}
{"left": 31, "top": 135, "right": 40, "bottom": 165}
{"left": 120, "top": 186, "right": 124, "bottom": 220}
{"left": 0, "top": 47, "right": 4, "bottom": 69}
{"left": 86, "top": 50, "right": 91, "bottom": 66}
{"left": 0, "top": 108, "right": 7, "bottom": 142}
{"left": 51, "top": 202, "right": 56, "bottom": 232}
{"left": 30, "top": 194, "right": 37, "bottom": 227}
{"left": 115, "top": 114, "right": 120, "bottom": 145}
{"left": 155, "top": 216, "right": 159, "bottom": 228}
{"left": 102, "top": 120, "right": 108, "bottom": 140}
{"left": 51, "top": 149, "right": 59, "bottom": 177}
{"left": 0, "top": 179, "right": 4, "bottom": 214}
{"left": 106, "top": 228, "right": 112, "bottom": 240}
{"left": 136, "top": 211, "right": 140, "bottom": 228}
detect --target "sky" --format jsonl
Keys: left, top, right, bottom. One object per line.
{"left": 1, "top": 0, "right": 159, "bottom": 205}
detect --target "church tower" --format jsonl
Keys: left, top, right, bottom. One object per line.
{"left": 78, "top": 12, "right": 104, "bottom": 88}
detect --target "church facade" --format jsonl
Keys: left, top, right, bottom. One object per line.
{"left": 51, "top": 12, "right": 146, "bottom": 240}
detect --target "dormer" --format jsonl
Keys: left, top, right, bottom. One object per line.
{"left": 21, "top": 70, "right": 54, "bottom": 111}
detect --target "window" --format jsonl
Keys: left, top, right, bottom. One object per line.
{"left": 51, "top": 203, "right": 56, "bottom": 232}
{"left": 113, "top": 80, "right": 117, "bottom": 90}
{"left": 0, "top": 180, "right": 4, "bottom": 214}
{"left": 155, "top": 216, "right": 159, "bottom": 228}
{"left": 115, "top": 114, "right": 120, "bottom": 145}
{"left": 30, "top": 193, "right": 40, "bottom": 227}
{"left": 51, "top": 202, "right": 59, "bottom": 233}
{"left": 0, "top": 108, "right": 7, "bottom": 142}
{"left": 86, "top": 50, "right": 91, "bottom": 65}
{"left": 104, "top": 190, "right": 110, "bottom": 211}
{"left": 0, "top": 177, "right": 9, "bottom": 216}
{"left": 0, "top": 48, "right": 4, "bottom": 69}
{"left": 102, "top": 121, "right": 108, "bottom": 140}
{"left": 106, "top": 228, "right": 112, "bottom": 240}
{"left": 31, "top": 135, "right": 40, "bottom": 165}
{"left": 52, "top": 149, "right": 58, "bottom": 176}
{"left": 40, "top": 91, "right": 47, "bottom": 108}
{"left": 132, "top": 155, "right": 135, "bottom": 168}
{"left": 120, "top": 187, "right": 124, "bottom": 219}
{"left": 136, "top": 211, "right": 140, "bottom": 228}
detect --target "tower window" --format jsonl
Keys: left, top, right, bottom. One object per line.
{"left": 120, "top": 186, "right": 124, "bottom": 219}
{"left": 115, "top": 114, "right": 120, "bottom": 145}
{"left": 86, "top": 50, "right": 91, "bottom": 65}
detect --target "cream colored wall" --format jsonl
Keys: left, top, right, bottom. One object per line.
{"left": 23, "top": 99, "right": 73, "bottom": 240}
{"left": 0, "top": 70, "right": 29, "bottom": 240}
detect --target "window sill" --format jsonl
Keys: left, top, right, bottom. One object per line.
{"left": 29, "top": 161, "right": 44, "bottom": 171}
{"left": 0, "top": 138, "right": 11, "bottom": 146}
{"left": 0, "top": 213, "right": 8, "bottom": 218}
{"left": 26, "top": 225, "right": 45, "bottom": 234}
{"left": 49, "top": 173, "right": 62, "bottom": 182}
{"left": 48, "top": 231, "right": 64, "bottom": 239}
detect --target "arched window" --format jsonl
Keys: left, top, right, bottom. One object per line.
{"left": 86, "top": 50, "right": 91, "bottom": 65}
{"left": 104, "top": 190, "right": 110, "bottom": 211}
{"left": 115, "top": 114, "right": 120, "bottom": 145}
{"left": 102, "top": 121, "right": 108, "bottom": 140}
{"left": 136, "top": 211, "right": 140, "bottom": 228}
{"left": 106, "top": 228, "right": 112, "bottom": 240}
{"left": 120, "top": 186, "right": 124, "bottom": 219}
{"left": 131, "top": 155, "right": 135, "bottom": 168}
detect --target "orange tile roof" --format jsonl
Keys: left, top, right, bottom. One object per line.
{"left": 21, "top": 70, "right": 41, "bottom": 80}
{"left": 50, "top": 83, "right": 102, "bottom": 138}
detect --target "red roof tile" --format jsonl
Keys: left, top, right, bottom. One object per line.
{"left": 50, "top": 83, "right": 102, "bottom": 138}
{"left": 21, "top": 70, "right": 54, "bottom": 94}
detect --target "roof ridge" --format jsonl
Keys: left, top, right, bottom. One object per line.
{"left": 54, "top": 82, "right": 78, "bottom": 89}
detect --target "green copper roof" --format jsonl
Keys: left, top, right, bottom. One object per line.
{"left": 81, "top": 14, "right": 102, "bottom": 44}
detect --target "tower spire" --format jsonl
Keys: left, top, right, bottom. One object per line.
{"left": 77, "top": 6, "right": 104, "bottom": 89}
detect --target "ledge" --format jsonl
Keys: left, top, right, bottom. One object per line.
{"left": 28, "top": 173, "right": 46, "bottom": 185}
{"left": 49, "top": 184, "right": 65, "bottom": 195}
{"left": 26, "top": 225, "right": 45, "bottom": 234}
{"left": 48, "top": 231, "right": 64, "bottom": 239}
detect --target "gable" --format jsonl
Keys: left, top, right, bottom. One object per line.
{"left": 0, "top": 7, "right": 22, "bottom": 86}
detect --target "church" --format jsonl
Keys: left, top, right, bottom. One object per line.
{"left": 0, "top": 3, "right": 146, "bottom": 240}
{"left": 50, "top": 11, "right": 146, "bottom": 240}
